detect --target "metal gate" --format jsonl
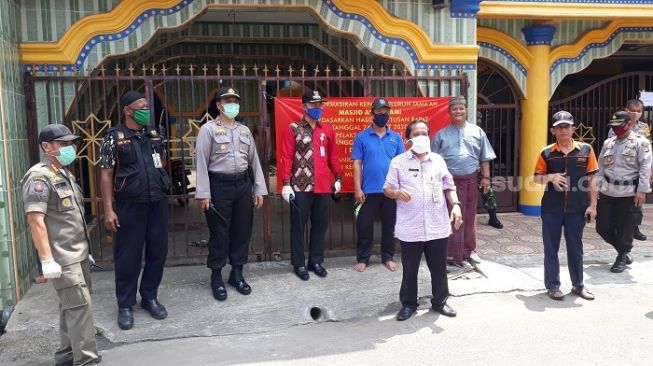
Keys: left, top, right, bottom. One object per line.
{"left": 476, "top": 61, "right": 520, "bottom": 211}
{"left": 549, "top": 71, "right": 653, "bottom": 152}
{"left": 24, "top": 64, "right": 467, "bottom": 265}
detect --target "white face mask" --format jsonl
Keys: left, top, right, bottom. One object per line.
{"left": 410, "top": 135, "right": 431, "bottom": 154}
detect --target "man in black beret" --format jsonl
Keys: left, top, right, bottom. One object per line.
{"left": 99, "top": 90, "right": 170, "bottom": 330}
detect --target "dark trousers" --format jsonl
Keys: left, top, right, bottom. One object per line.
{"left": 206, "top": 176, "right": 253, "bottom": 270}
{"left": 290, "top": 192, "right": 330, "bottom": 267}
{"left": 356, "top": 193, "right": 396, "bottom": 264}
{"left": 596, "top": 193, "right": 637, "bottom": 255}
{"left": 113, "top": 199, "right": 169, "bottom": 308}
{"left": 399, "top": 239, "right": 449, "bottom": 309}
{"left": 541, "top": 212, "right": 585, "bottom": 290}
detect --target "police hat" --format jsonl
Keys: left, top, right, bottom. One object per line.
{"left": 38, "top": 124, "right": 82, "bottom": 144}
{"left": 216, "top": 86, "right": 241, "bottom": 101}
{"left": 371, "top": 98, "right": 391, "bottom": 111}
{"left": 608, "top": 110, "right": 631, "bottom": 127}
{"left": 551, "top": 110, "right": 575, "bottom": 127}
{"left": 302, "top": 90, "right": 327, "bottom": 104}
{"left": 120, "top": 90, "right": 145, "bottom": 109}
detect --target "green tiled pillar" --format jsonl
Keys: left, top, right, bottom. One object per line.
{"left": 0, "top": 0, "right": 37, "bottom": 308}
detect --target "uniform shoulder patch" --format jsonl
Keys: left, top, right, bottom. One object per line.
{"left": 32, "top": 180, "right": 47, "bottom": 193}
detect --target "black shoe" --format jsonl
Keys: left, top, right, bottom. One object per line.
{"left": 487, "top": 209, "right": 503, "bottom": 229}
{"left": 433, "top": 303, "right": 457, "bottom": 317}
{"left": 396, "top": 305, "right": 416, "bottom": 321}
{"left": 141, "top": 299, "right": 168, "bottom": 320}
{"left": 625, "top": 253, "right": 633, "bottom": 265}
{"left": 634, "top": 227, "right": 647, "bottom": 241}
{"left": 294, "top": 266, "right": 310, "bottom": 281}
{"left": 307, "top": 263, "right": 328, "bottom": 277}
{"left": 56, "top": 356, "right": 101, "bottom": 366}
{"left": 610, "top": 254, "right": 627, "bottom": 273}
{"left": 228, "top": 268, "right": 252, "bottom": 295}
{"left": 211, "top": 269, "right": 227, "bottom": 301}
{"left": 117, "top": 307, "right": 133, "bottom": 330}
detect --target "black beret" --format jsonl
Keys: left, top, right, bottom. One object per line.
{"left": 120, "top": 91, "right": 145, "bottom": 109}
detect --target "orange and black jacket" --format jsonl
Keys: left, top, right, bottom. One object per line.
{"left": 534, "top": 141, "right": 599, "bottom": 214}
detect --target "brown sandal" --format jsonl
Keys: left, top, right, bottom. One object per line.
{"left": 547, "top": 289, "right": 565, "bottom": 301}
{"left": 571, "top": 287, "right": 595, "bottom": 300}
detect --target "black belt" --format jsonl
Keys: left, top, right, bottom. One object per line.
{"left": 604, "top": 176, "right": 638, "bottom": 186}
{"left": 209, "top": 170, "right": 248, "bottom": 182}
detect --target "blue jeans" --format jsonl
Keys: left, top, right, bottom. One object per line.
{"left": 541, "top": 212, "right": 585, "bottom": 290}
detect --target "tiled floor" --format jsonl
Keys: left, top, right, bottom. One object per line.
{"left": 475, "top": 205, "right": 653, "bottom": 256}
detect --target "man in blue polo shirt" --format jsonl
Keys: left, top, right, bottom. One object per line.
{"left": 352, "top": 98, "right": 405, "bottom": 272}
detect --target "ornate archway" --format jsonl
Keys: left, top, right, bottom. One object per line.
{"left": 477, "top": 59, "right": 521, "bottom": 211}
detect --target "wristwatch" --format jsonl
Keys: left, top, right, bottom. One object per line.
{"left": 453, "top": 201, "right": 462, "bottom": 208}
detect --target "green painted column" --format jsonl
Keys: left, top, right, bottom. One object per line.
{"left": 0, "top": 0, "right": 37, "bottom": 308}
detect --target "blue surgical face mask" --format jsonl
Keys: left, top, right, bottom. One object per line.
{"left": 222, "top": 103, "right": 240, "bottom": 119}
{"left": 50, "top": 145, "right": 77, "bottom": 166}
{"left": 372, "top": 113, "right": 389, "bottom": 128}
{"left": 307, "top": 107, "right": 323, "bottom": 121}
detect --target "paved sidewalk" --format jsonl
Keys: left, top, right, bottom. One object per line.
{"left": 2, "top": 206, "right": 653, "bottom": 365}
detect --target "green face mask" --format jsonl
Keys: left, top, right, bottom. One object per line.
{"left": 131, "top": 108, "right": 150, "bottom": 126}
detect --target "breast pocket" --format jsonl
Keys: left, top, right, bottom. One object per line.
{"left": 116, "top": 142, "right": 137, "bottom": 164}
{"left": 622, "top": 143, "right": 639, "bottom": 168}
{"left": 575, "top": 156, "right": 588, "bottom": 170}
{"left": 239, "top": 134, "right": 252, "bottom": 154}
{"left": 55, "top": 186, "right": 75, "bottom": 212}
{"left": 603, "top": 149, "right": 615, "bottom": 166}
{"left": 214, "top": 135, "right": 231, "bottom": 154}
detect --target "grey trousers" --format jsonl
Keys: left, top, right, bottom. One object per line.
{"left": 50, "top": 259, "right": 100, "bottom": 365}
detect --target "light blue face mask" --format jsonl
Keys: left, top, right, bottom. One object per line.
{"left": 55, "top": 145, "right": 77, "bottom": 166}
{"left": 222, "top": 103, "right": 240, "bottom": 119}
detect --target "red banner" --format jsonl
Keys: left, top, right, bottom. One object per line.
{"left": 274, "top": 97, "right": 451, "bottom": 193}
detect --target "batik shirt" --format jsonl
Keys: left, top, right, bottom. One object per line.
{"left": 281, "top": 119, "right": 342, "bottom": 193}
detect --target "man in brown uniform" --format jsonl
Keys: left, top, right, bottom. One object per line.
{"left": 22, "top": 124, "right": 101, "bottom": 366}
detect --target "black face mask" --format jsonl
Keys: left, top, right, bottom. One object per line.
{"left": 373, "top": 113, "right": 390, "bottom": 127}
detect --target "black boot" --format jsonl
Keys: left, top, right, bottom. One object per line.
{"left": 228, "top": 266, "right": 252, "bottom": 295}
{"left": 211, "top": 269, "right": 227, "bottom": 301}
{"left": 634, "top": 226, "right": 647, "bottom": 241}
{"left": 487, "top": 208, "right": 503, "bottom": 229}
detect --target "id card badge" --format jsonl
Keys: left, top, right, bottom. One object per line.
{"left": 431, "top": 179, "right": 441, "bottom": 203}
{"left": 152, "top": 153, "right": 163, "bottom": 168}
{"left": 320, "top": 146, "right": 326, "bottom": 157}
{"left": 432, "top": 190, "right": 441, "bottom": 204}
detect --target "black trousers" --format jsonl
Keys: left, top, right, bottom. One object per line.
{"left": 596, "top": 193, "right": 638, "bottom": 255}
{"left": 206, "top": 175, "right": 253, "bottom": 270}
{"left": 290, "top": 192, "right": 330, "bottom": 267}
{"left": 399, "top": 238, "right": 449, "bottom": 309}
{"left": 113, "top": 199, "right": 169, "bottom": 308}
{"left": 356, "top": 193, "right": 396, "bottom": 264}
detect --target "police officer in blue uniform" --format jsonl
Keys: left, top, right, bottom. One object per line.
{"left": 100, "top": 91, "right": 170, "bottom": 330}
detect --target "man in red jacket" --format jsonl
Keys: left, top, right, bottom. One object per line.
{"left": 281, "top": 90, "right": 342, "bottom": 280}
